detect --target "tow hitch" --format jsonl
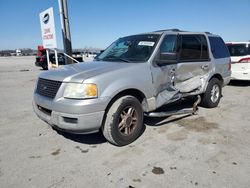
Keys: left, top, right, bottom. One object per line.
{"left": 145, "top": 95, "right": 201, "bottom": 118}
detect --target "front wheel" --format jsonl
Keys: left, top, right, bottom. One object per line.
{"left": 200, "top": 78, "right": 222, "bottom": 108}
{"left": 102, "top": 96, "right": 144, "bottom": 146}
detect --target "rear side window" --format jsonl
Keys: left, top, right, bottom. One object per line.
{"left": 209, "top": 37, "right": 230, "bottom": 59}
{"left": 180, "top": 35, "right": 209, "bottom": 61}
{"left": 227, "top": 44, "right": 248, "bottom": 56}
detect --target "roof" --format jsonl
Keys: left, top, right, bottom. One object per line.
{"left": 226, "top": 42, "right": 250, "bottom": 44}
{"left": 139, "top": 29, "right": 217, "bottom": 36}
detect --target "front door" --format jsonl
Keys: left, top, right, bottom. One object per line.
{"left": 151, "top": 34, "right": 179, "bottom": 108}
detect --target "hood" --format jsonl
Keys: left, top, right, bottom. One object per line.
{"left": 38, "top": 61, "right": 136, "bottom": 83}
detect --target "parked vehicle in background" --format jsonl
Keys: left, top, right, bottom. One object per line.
{"left": 82, "top": 52, "right": 97, "bottom": 62}
{"left": 33, "top": 29, "right": 231, "bottom": 146}
{"left": 226, "top": 42, "right": 250, "bottom": 80}
{"left": 36, "top": 46, "right": 46, "bottom": 64}
{"left": 35, "top": 52, "right": 84, "bottom": 70}
{"left": 72, "top": 52, "right": 84, "bottom": 62}
{"left": 35, "top": 53, "right": 66, "bottom": 70}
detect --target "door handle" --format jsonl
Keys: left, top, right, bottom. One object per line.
{"left": 201, "top": 64, "right": 209, "bottom": 70}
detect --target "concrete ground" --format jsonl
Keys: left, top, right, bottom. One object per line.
{"left": 0, "top": 56, "right": 250, "bottom": 188}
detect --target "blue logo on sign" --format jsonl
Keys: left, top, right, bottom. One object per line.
{"left": 43, "top": 13, "right": 49, "bottom": 24}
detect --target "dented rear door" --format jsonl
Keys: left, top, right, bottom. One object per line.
{"left": 174, "top": 34, "right": 211, "bottom": 93}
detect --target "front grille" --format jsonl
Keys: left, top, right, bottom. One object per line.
{"left": 36, "top": 78, "right": 62, "bottom": 99}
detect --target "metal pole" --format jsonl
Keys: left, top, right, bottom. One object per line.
{"left": 63, "top": 52, "right": 80, "bottom": 63}
{"left": 54, "top": 49, "right": 58, "bottom": 67}
{"left": 58, "top": 0, "right": 73, "bottom": 64}
{"left": 46, "top": 49, "right": 51, "bottom": 70}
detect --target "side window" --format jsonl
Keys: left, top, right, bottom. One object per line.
{"left": 160, "top": 35, "right": 177, "bottom": 53}
{"left": 209, "top": 37, "right": 230, "bottom": 59}
{"left": 180, "top": 35, "right": 209, "bottom": 61}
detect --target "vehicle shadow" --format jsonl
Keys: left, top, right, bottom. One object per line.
{"left": 54, "top": 123, "right": 147, "bottom": 146}
{"left": 145, "top": 114, "right": 191, "bottom": 127}
{"left": 229, "top": 80, "right": 250, "bottom": 87}
{"left": 54, "top": 128, "right": 107, "bottom": 145}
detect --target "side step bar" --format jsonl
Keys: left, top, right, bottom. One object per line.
{"left": 145, "top": 95, "right": 201, "bottom": 118}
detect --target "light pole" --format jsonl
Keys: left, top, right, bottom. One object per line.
{"left": 58, "top": 0, "right": 73, "bottom": 64}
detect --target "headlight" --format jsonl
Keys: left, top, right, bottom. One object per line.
{"left": 63, "top": 83, "right": 97, "bottom": 99}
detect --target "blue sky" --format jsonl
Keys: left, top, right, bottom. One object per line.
{"left": 0, "top": 0, "right": 249, "bottom": 50}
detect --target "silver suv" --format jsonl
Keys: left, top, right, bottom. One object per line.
{"left": 33, "top": 29, "right": 231, "bottom": 146}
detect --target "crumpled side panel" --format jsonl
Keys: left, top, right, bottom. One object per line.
{"left": 154, "top": 74, "right": 208, "bottom": 108}
{"left": 174, "top": 76, "right": 202, "bottom": 93}
{"left": 155, "top": 84, "right": 181, "bottom": 108}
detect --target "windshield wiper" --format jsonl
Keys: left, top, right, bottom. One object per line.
{"left": 95, "top": 57, "right": 101, "bottom": 61}
{"left": 102, "top": 56, "right": 131, "bottom": 63}
{"left": 116, "top": 58, "right": 131, "bottom": 63}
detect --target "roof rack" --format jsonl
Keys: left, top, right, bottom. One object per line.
{"left": 153, "top": 28, "right": 183, "bottom": 32}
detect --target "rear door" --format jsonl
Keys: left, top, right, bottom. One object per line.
{"left": 174, "top": 34, "right": 211, "bottom": 93}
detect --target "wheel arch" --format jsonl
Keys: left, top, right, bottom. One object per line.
{"left": 100, "top": 88, "right": 146, "bottom": 137}
{"left": 209, "top": 73, "right": 224, "bottom": 84}
{"left": 105, "top": 88, "right": 146, "bottom": 112}
{"left": 101, "top": 88, "right": 146, "bottom": 128}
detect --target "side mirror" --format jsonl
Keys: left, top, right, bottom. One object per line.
{"left": 160, "top": 52, "right": 177, "bottom": 61}
{"left": 156, "top": 52, "right": 177, "bottom": 65}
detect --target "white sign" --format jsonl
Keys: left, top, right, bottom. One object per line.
{"left": 39, "top": 7, "right": 57, "bottom": 49}
{"left": 138, "top": 41, "right": 155, "bottom": 46}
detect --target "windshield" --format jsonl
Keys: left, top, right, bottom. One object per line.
{"left": 97, "top": 34, "right": 160, "bottom": 62}
{"left": 227, "top": 44, "right": 249, "bottom": 56}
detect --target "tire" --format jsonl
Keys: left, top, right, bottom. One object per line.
{"left": 41, "top": 63, "right": 48, "bottom": 70}
{"left": 200, "top": 78, "right": 222, "bottom": 108}
{"left": 102, "top": 96, "right": 144, "bottom": 146}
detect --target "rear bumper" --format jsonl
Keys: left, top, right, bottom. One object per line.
{"left": 231, "top": 70, "right": 250, "bottom": 81}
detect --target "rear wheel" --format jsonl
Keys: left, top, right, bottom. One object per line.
{"left": 102, "top": 96, "right": 144, "bottom": 146}
{"left": 200, "top": 78, "right": 222, "bottom": 108}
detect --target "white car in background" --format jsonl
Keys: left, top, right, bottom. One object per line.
{"left": 227, "top": 42, "right": 250, "bottom": 80}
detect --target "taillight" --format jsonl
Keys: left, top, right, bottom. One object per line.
{"left": 228, "top": 59, "right": 231, "bottom": 70}
{"left": 238, "top": 58, "right": 250, "bottom": 63}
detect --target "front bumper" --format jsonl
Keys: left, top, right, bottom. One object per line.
{"left": 33, "top": 93, "right": 109, "bottom": 133}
